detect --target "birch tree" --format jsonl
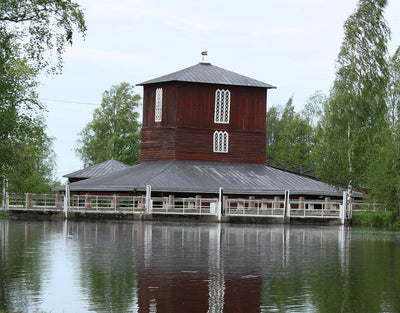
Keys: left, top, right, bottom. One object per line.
{"left": 315, "top": 0, "right": 391, "bottom": 196}
{"left": 368, "top": 46, "right": 400, "bottom": 210}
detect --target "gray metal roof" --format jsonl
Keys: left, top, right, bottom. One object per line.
{"left": 64, "top": 159, "right": 130, "bottom": 179}
{"left": 67, "top": 161, "right": 342, "bottom": 197}
{"left": 138, "top": 63, "right": 276, "bottom": 89}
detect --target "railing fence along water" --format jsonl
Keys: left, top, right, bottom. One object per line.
{"left": 7, "top": 193, "right": 64, "bottom": 211}
{"left": 1, "top": 189, "right": 378, "bottom": 223}
{"left": 69, "top": 194, "right": 145, "bottom": 213}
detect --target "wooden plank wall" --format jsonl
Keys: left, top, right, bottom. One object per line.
{"left": 139, "top": 82, "right": 267, "bottom": 164}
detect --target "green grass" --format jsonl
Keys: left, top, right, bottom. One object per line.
{"left": 351, "top": 210, "right": 399, "bottom": 227}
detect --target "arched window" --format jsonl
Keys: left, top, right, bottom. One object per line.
{"left": 155, "top": 88, "right": 163, "bottom": 122}
{"left": 214, "top": 89, "right": 230, "bottom": 123}
{"left": 213, "top": 131, "right": 229, "bottom": 153}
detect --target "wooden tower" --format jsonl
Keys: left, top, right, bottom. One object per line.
{"left": 138, "top": 62, "right": 275, "bottom": 164}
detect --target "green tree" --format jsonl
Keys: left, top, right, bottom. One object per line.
{"left": 266, "top": 96, "right": 316, "bottom": 174}
{"left": 314, "top": 0, "right": 391, "bottom": 196}
{"left": 0, "top": 0, "right": 85, "bottom": 193}
{"left": 367, "top": 46, "right": 400, "bottom": 210}
{"left": 0, "top": 0, "right": 86, "bottom": 73}
{"left": 76, "top": 82, "right": 142, "bottom": 167}
{"left": 0, "top": 38, "right": 57, "bottom": 193}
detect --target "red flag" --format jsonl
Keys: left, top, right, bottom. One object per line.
{"left": 201, "top": 51, "right": 208, "bottom": 56}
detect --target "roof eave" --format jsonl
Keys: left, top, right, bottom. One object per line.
{"left": 137, "top": 79, "right": 276, "bottom": 89}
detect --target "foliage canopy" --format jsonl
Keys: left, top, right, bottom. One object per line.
{"left": 76, "top": 82, "right": 142, "bottom": 167}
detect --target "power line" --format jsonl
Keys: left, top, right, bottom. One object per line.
{"left": 41, "top": 98, "right": 100, "bottom": 106}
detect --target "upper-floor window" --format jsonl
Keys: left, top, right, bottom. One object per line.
{"left": 214, "top": 89, "right": 230, "bottom": 124}
{"left": 213, "top": 130, "right": 229, "bottom": 153}
{"left": 155, "top": 88, "right": 163, "bottom": 122}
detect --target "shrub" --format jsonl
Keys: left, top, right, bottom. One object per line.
{"left": 351, "top": 210, "right": 399, "bottom": 227}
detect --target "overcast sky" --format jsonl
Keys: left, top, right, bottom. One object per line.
{"left": 38, "top": 0, "right": 400, "bottom": 181}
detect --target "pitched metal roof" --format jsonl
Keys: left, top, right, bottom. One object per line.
{"left": 67, "top": 161, "right": 342, "bottom": 196}
{"left": 138, "top": 63, "right": 276, "bottom": 89}
{"left": 64, "top": 159, "right": 130, "bottom": 179}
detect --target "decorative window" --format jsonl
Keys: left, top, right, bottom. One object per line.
{"left": 213, "top": 131, "right": 229, "bottom": 153}
{"left": 155, "top": 88, "right": 163, "bottom": 122}
{"left": 214, "top": 89, "right": 230, "bottom": 123}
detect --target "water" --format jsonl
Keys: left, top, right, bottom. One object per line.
{"left": 1, "top": 220, "right": 400, "bottom": 313}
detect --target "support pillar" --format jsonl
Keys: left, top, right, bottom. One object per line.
{"left": 223, "top": 196, "right": 228, "bottom": 215}
{"left": 141, "top": 195, "right": 146, "bottom": 212}
{"left": 26, "top": 193, "right": 33, "bottom": 209}
{"left": 298, "top": 197, "right": 305, "bottom": 210}
{"left": 84, "top": 194, "right": 92, "bottom": 209}
{"left": 168, "top": 195, "right": 175, "bottom": 211}
{"left": 325, "top": 197, "right": 331, "bottom": 210}
{"left": 55, "top": 194, "right": 62, "bottom": 209}
{"left": 273, "top": 196, "right": 280, "bottom": 210}
{"left": 112, "top": 194, "right": 119, "bottom": 210}
{"left": 195, "top": 195, "right": 201, "bottom": 211}
{"left": 64, "top": 182, "right": 70, "bottom": 219}
{"left": 218, "top": 187, "right": 224, "bottom": 221}
{"left": 284, "top": 190, "right": 290, "bottom": 218}
{"left": 341, "top": 191, "right": 347, "bottom": 224}
{"left": 2, "top": 178, "right": 8, "bottom": 210}
{"left": 145, "top": 185, "right": 152, "bottom": 214}
{"left": 249, "top": 196, "right": 255, "bottom": 210}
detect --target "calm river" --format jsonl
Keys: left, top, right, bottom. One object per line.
{"left": 1, "top": 220, "right": 400, "bottom": 312}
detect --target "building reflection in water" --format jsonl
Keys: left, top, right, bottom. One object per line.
{"left": 3, "top": 220, "right": 400, "bottom": 312}
{"left": 69, "top": 222, "right": 349, "bottom": 313}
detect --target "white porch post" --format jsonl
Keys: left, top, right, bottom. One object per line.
{"left": 64, "top": 182, "right": 70, "bottom": 219}
{"left": 284, "top": 190, "right": 290, "bottom": 218}
{"left": 217, "top": 187, "right": 223, "bottom": 222}
{"left": 145, "top": 185, "right": 152, "bottom": 214}
{"left": 2, "top": 178, "right": 8, "bottom": 211}
{"left": 341, "top": 191, "right": 348, "bottom": 224}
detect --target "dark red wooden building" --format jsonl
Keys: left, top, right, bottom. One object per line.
{"left": 65, "top": 62, "right": 342, "bottom": 199}
{"left": 138, "top": 62, "right": 275, "bottom": 164}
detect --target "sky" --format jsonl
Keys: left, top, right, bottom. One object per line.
{"left": 37, "top": 0, "right": 400, "bottom": 182}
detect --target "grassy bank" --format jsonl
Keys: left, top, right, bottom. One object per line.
{"left": 351, "top": 210, "right": 399, "bottom": 227}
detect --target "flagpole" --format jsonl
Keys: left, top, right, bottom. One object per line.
{"left": 201, "top": 51, "right": 208, "bottom": 62}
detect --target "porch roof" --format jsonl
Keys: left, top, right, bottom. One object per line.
{"left": 65, "top": 161, "right": 343, "bottom": 197}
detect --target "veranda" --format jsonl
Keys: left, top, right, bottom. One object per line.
{"left": 1, "top": 186, "right": 372, "bottom": 224}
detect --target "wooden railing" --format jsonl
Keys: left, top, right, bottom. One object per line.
{"left": 70, "top": 194, "right": 145, "bottom": 213}
{"left": 2, "top": 193, "right": 376, "bottom": 222}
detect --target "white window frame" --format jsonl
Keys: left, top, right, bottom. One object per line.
{"left": 213, "top": 131, "right": 229, "bottom": 153}
{"left": 214, "top": 89, "right": 230, "bottom": 124}
{"left": 155, "top": 88, "right": 163, "bottom": 122}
